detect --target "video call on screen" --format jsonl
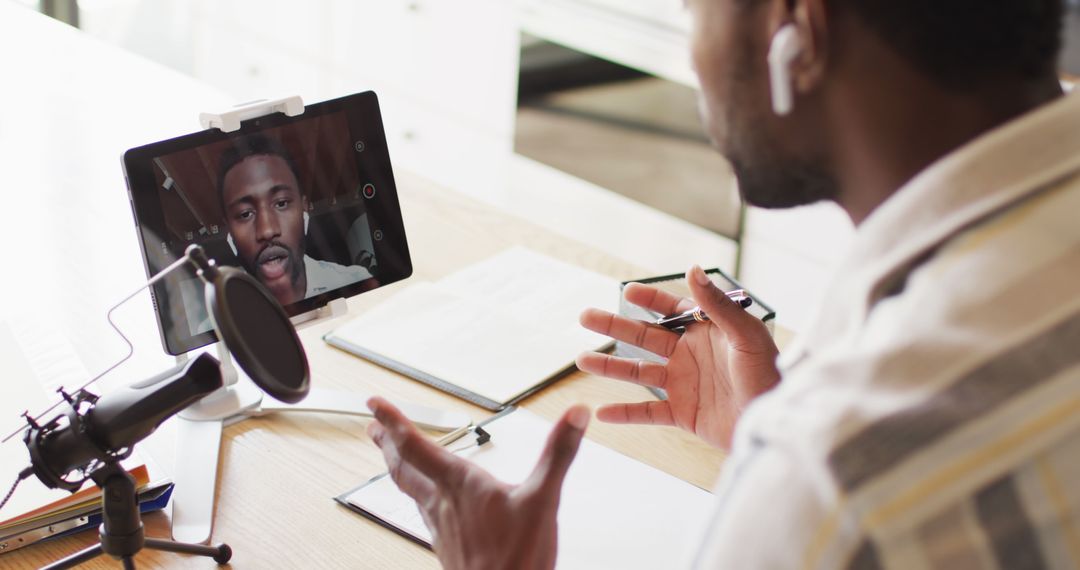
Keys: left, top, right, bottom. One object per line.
{"left": 147, "top": 111, "right": 381, "bottom": 339}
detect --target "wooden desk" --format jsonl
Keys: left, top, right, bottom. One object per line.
{"left": 0, "top": 5, "right": 724, "bottom": 568}
{"left": 6, "top": 168, "right": 726, "bottom": 569}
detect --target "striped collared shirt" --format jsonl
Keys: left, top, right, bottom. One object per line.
{"left": 688, "top": 92, "right": 1080, "bottom": 569}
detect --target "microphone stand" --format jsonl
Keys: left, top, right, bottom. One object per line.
{"left": 42, "top": 461, "right": 230, "bottom": 570}
{"left": 169, "top": 99, "right": 471, "bottom": 546}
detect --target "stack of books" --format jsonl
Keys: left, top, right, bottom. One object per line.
{"left": 0, "top": 464, "right": 174, "bottom": 555}
{"left": 0, "top": 321, "right": 173, "bottom": 555}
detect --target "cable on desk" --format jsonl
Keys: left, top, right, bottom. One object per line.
{"left": 0, "top": 466, "right": 34, "bottom": 514}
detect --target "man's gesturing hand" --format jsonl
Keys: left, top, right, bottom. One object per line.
{"left": 576, "top": 266, "right": 780, "bottom": 451}
{"left": 366, "top": 397, "right": 590, "bottom": 570}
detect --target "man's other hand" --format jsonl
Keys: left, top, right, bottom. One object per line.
{"left": 366, "top": 397, "right": 589, "bottom": 570}
{"left": 576, "top": 265, "right": 780, "bottom": 450}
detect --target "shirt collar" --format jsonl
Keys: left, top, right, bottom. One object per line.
{"left": 782, "top": 91, "right": 1080, "bottom": 367}
{"left": 302, "top": 254, "right": 317, "bottom": 298}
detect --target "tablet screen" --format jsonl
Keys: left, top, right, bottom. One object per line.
{"left": 123, "top": 92, "right": 411, "bottom": 355}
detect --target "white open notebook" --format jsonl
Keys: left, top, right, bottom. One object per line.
{"left": 324, "top": 247, "right": 620, "bottom": 409}
{"left": 337, "top": 408, "right": 713, "bottom": 569}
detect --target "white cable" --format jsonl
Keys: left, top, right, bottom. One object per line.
{"left": 2, "top": 256, "right": 191, "bottom": 443}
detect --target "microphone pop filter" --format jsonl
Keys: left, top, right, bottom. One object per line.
{"left": 204, "top": 266, "right": 310, "bottom": 404}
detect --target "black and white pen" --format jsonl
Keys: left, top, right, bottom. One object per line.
{"left": 655, "top": 290, "right": 752, "bottom": 330}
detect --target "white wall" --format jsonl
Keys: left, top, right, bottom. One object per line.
{"left": 75, "top": 0, "right": 850, "bottom": 333}
{"left": 79, "top": 0, "right": 521, "bottom": 201}
{"left": 739, "top": 203, "right": 855, "bottom": 332}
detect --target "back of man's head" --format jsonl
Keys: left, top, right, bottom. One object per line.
{"left": 831, "top": 0, "right": 1063, "bottom": 89}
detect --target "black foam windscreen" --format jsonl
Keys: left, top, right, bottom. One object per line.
{"left": 207, "top": 267, "right": 310, "bottom": 403}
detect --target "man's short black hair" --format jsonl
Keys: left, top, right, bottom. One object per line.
{"left": 217, "top": 134, "right": 303, "bottom": 215}
{"left": 831, "top": 0, "right": 1063, "bottom": 89}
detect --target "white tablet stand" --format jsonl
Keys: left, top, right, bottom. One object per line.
{"left": 170, "top": 96, "right": 469, "bottom": 545}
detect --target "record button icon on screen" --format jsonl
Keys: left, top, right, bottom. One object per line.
{"left": 354, "top": 140, "right": 365, "bottom": 153}
{"left": 362, "top": 184, "right": 376, "bottom": 199}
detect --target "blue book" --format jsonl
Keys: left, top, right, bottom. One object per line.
{"left": 0, "top": 482, "right": 173, "bottom": 555}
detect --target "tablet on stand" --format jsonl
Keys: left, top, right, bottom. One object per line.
{"left": 122, "top": 93, "right": 469, "bottom": 545}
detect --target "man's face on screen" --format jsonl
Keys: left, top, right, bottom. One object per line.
{"left": 222, "top": 154, "right": 307, "bottom": 306}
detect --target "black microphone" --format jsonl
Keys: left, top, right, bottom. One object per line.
{"left": 23, "top": 353, "right": 223, "bottom": 492}
{"left": 13, "top": 244, "right": 307, "bottom": 495}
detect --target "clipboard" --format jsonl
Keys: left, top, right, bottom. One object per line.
{"left": 335, "top": 407, "right": 514, "bottom": 549}
{"left": 335, "top": 408, "right": 714, "bottom": 569}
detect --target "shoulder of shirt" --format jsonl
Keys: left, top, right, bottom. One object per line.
{"left": 738, "top": 173, "right": 1080, "bottom": 483}
{"left": 742, "top": 190, "right": 1079, "bottom": 556}
{"left": 316, "top": 259, "right": 362, "bottom": 274}
{"left": 305, "top": 256, "right": 371, "bottom": 277}
{"left": 716, "top": 100, "right": 1080, "bottom": 570}
{"left": 741, "top": 98, "right": 1080, "bottom": 464}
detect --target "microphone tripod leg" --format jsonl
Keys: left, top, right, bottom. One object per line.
{"left": 40, "top": 544, "right": 104, "bottom": 570}
{"left": 171, "top": 417, "right": 223, "bottom": 544}
{"left": 145, "top": 537, "right": 232, "bottom": 564}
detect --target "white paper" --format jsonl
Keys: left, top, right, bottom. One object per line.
{"left": 329, "top": 247, "right": 620, "bottom": 404}
{"left": 0, "top": 321, "right": 155, "bottom": 528}
{"left": 0, "top": 321, "right": 71, "bottom": 523}
{"left": 346, "top": 409, "right": 712, "bottom": 569}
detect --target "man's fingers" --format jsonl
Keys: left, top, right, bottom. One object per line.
{"left": 596, "top": 401, "right": 676, "bottom": 427}
{"left": 686, "top": 265, "right": 757, "bottom": 339}
{"left": 526, "top": 405, "right": 589, "bottom": 499}
{"left": 367, "top": 397, "right": 460, "bottom": 484}
{"left": 622, "top": 283, "right": 695, "bottom": 316}
{"left": 575, "top": 352, "right": 668, "bottom": 389}
{"left": 579, "top": 309, "right": 681, "bottom": 357}
{"left": 367, "top": 421, "right": 437, "bottom": 501}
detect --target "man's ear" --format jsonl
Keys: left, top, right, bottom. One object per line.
{"left": 768, "top": 0, "right": 825, "bottom": 101}
{"left": 789, "top": 0, "right": 828, "bottom": 93}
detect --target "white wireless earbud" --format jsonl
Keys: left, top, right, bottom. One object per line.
{"left": 767, "top": 24, "right": 801, "bottom": 116}
{"left": 303, "top": 210, "right": 310, "bottom": 235}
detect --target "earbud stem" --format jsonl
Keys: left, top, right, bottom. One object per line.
{"left": 767, "top": 25, "right": 801, "bottom": 116}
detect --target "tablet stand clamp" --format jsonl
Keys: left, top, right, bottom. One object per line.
{"left": 170, "top": 96, "right": 470, "bottom": 546}
{"left": 197, "top": 96, "right": 304, "bottom": 132}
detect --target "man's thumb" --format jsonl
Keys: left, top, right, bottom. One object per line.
{"left": 529, "top": 405, "right": 589, "bottom": 497}
{"left": 687, "top": 265, "right": 753, "bottom": 337}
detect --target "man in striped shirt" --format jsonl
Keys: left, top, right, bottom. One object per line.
{"left": 365, "top": 0, "right": 1079, "bottom": 567}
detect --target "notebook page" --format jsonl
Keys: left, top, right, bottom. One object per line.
{"left": 346, "top": 409, "right": 712, "bottom": 569}
{"left": 329, "top": 248, "right": 620, "bottom": 404}
{"left": 0, "top": 321, "right": 57, "bottom": 519}
{"left": 435, "top": 246, "right": 618, "bottom": 349}
{"left": 330, "top": 283, "right": 562, "bottom": 403}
